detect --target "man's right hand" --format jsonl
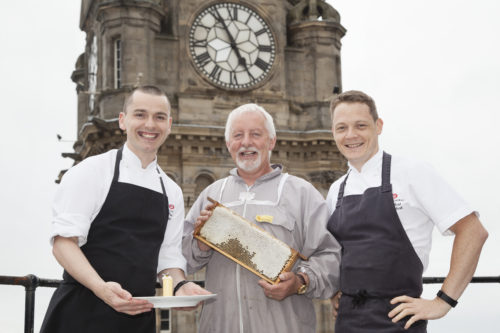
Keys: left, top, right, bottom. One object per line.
{"left": 94, "top": 281, "right": 153, "bottom": 315}
{"left": 194, "top": 204, "right": 215, "bottom": 251}
{"left": 331, "top": 291, "right": 342, "bottom": 318}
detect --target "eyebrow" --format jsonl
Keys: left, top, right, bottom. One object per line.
{"left": 132, "top": 109, "right": 169, "bottom": 116}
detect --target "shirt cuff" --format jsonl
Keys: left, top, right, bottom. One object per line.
{"left": 191, "top": 238, "right": 213, "bottom": 259}
{"left": 50, "top": 214, "right": 91, "bottom": 246}
{"left": 157, "top": 257, "right": 187, "bottom": 275}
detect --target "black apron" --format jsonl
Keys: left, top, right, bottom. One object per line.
{"left": 327, "top": 152, "right": 427, "bottom": 332}
{"left": 41, "top": 147, "right": 169, "bottom": 333}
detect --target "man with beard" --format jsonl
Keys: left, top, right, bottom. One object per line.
{"left": 182, "top": 103, "right": 341, "bottom": 333}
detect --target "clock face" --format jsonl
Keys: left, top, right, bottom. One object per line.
{"left": 189, "top": 2, "right": 276, "bottom": 90}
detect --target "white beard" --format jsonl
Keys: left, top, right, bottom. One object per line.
{"left": 236, "top": 148, "right": 262, "bottom": 173}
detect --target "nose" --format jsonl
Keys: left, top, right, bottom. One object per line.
{"left": 241, "top": 133, "right": 252, "bottom": 147}
{"left": 345, "top": 127, "right": 357, "bottom": 138}
{"left": 145, "top": 115, "right": 155, "bottom": 129}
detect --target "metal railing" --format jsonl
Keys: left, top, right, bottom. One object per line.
{"left": 0, "top": 275, "right": 60, "bottom": 333}
{"left": 1, "top": 274, "right": 499, "bottom": 333}
{"left": 423, "top": 276, "right": 500, "bottom": 284}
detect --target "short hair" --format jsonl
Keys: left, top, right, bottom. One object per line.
{"left": 224, "top": 103, "right": 276, "bottom": 142}
{"left": 330, "top": 90, "right": 378, "bottom": 121}
{"left": 122, "top": 85, "right": 171, "bottom": 115}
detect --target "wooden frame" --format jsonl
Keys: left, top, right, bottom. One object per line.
{"left": 193, "top": 197, "right": 307, "bottom": 285}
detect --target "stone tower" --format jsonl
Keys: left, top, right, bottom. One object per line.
{"left": 68, "top": 1, "right": 346, "bottom": 331}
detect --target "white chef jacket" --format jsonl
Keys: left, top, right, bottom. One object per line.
{"left": 326, "top": 149, "right": 476, "bottom": 271}
{"left": 50, "top": 144, "right": 186, "bottom": 273}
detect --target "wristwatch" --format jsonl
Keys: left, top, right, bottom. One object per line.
{"left": 296, "top": 272, "right": 308, "bottom": 295}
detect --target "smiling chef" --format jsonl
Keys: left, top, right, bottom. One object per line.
{"left": 41, "top": 85, "right": 209, "bottom": 333}
{"left": 326, "top": 90, "right": 488, "bottom": 332}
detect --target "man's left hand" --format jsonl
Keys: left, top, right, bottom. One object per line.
{"left": 175, "top": 281, "right": 211, "bottom": 297}
{"left": 257, "top": 272, "right": 299, "bottom": 301}
{"left": 388, "top": 295, "right": 452, "bottom": 329}
{"left": 173, "top": 281, "right": 212, "bottom": 310}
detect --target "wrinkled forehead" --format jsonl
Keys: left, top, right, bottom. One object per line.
{"left": 231, "top": 111, "right": 268, "bottom": 131}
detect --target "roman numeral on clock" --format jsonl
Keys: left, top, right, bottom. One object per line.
{"left": 228, "top": 6, "right": 238, "bottom": 21}
{"left": 196, "top": 52, "right": 211, "bottom": 67}
{"left": 209, "top": 65, "right": 222, "bottom": 80}
{"left": 255, "top": 28, "right": 267, "bottom": 36}
{"left": 258, "top": 45, "right": 272, "bottom": 52}
{"left": 208, "top": 8, "right": 223, "bottom": 23}
{"left": 193, "top": 39, "right": 207, "bottom": 47}
{"left": 254, "top": 58, "right": 269, "bottom": 71}
{"left": 194, "top": 22, "right": 212, "bottom": 31}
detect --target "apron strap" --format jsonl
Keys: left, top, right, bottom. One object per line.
{"left": 115, "top": 145, "right": 169, "bottom": 216}
{"left": 336, "top": 170, "right": 350, "bottom": 208}
{"left": 336, "top": 151, "right": 392, "bottom": 206}
{"left": 112, "top": 146, "right": 124, "bottom": 183}
{"left": 156, "top": 166, "right": 169, "bottom": 219}
{"left": 381, "top": 151, "right": 392, "bottom": 193}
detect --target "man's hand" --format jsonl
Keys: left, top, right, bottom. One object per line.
{"left": 331, "top": 291, "right": 342, "bottom": 318}
{"left": 388, "top": 295, "right": 451, "bottom": 329}
{"left": 195, "top": 204, "right": 215, "bottom": 251}
{"left": 52, "top": 237, "right": 152, "bottom": 315}
{"left": 173, "top": 281, "right": 212, "bottom": 310}
{"left": 257, "top": 272, "right": 300, "bottom": 301}
{"left": 175, "top": 281, "right": 212, "bottom": 297}
{"left": 94, "top": 281, "right": 153, "bottom": 315}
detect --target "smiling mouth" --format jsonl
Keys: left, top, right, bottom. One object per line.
{"left": 139, "top": 131, "right": 159, "bottom": 140}
{"left": 345, "top": 143, "right": 364, "bottom": 148}
{"left": 240, "top": 151, "right": 257, "bottom": 157}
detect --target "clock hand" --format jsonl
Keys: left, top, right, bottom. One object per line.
{"left": 238, "top": 57, "right": 254, "bottom": 80}
{"left": 212, "top": 9, "right": 254, "bottom": 80}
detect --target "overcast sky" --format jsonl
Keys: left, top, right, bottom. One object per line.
{"left": 1, "top": 1, "right": 499, "bottom": 332}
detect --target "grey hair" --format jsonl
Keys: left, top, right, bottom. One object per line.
{"left": 224, "top": 103, "right": 276, "bottom": 142}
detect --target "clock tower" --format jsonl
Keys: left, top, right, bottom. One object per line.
{"left": 68, "top": 1, "right": 345, "bottom": 331}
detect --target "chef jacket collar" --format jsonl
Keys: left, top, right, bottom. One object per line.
{"left": 122, "top": 144, "right": 158, "bottom": 172}
{"left": 347, "top": 149, "right": 383, "bottom": 175}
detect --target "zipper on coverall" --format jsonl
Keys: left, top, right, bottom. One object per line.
{"left": 220, "top": 174, "right": 288, "bottom": 333}
{"left": 237, "top": 184, "right": 252, "bottom": 333}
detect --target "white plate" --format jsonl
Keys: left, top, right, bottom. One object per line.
{"left": 134, "top": 294, "right": 217, "bottom": 308}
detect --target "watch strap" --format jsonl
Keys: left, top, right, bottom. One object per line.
{"left": 437, "top": 290, "right": 458, "bottom": 308}
{"left": 173, "top": 280, "right": 190, "bottom": 295}
{"left": 296, "top": 272, "right": 308, "bottom": 294}
{"left": 296, "top": 273, "right": 306, "bottom": 286}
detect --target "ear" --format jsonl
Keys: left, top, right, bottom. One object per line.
{"left": 269, "top": 136, "right": 277, "bottom": 151}
{"left": 167, "top": 116, "right": 173, "bottom": 131}
{"left": 376, "top": 118, "right": 383, "bottom": 135}
{"left": 118, "top": 112, "right": 126, "bottom": 131}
